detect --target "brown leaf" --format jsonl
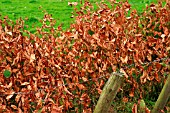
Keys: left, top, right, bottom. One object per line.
{"left": 88, "top": 69, "right": 94, "bottom": 73}
{"left": 83, "top": 108, "right": 92, "bottom": 113}
{"left": 97, "top": 88, "right": 102, "bottom": 94}
{"left": 6, "top": 92, "right": 15, "bottom": 100}
{"left": 6, "top": 81, "right": 12, "bottom": 88}
{"left": 12, "top": 69, "right": 19, "bottom": 73}
{"left": 155, "top": 62, "right": 162, "bottom": 70}
{"left": 64, "top": 86, "right": 73, "bottom": 96}
{"left": 102, "top": 63, "right": 107, "bottom": 71}
{"left": 122, "top": 97, "right": 129, "bottom": 103}
{"left": 111, "top": 23, "right": 121, "bottom": 35}
{"left": 80, "top": 93, "right": 87, "bottom": 101}
{"left": 140, "top": 70, "right": 148, "bottom": 84}
{"left": 147, "top": 75, "right": 154, "bottom": 81}
{"left": 129, "top": 91, "right": 134, "bottom": 97}
{"left": 27, "top": 85, "right": 32, "bottom": 90}
{"left": 147, "top": 54, "right": 152, "bottom": 61}
{"left": 132, "top": 103, "right": 138, "bottom": 113}
{"left": 30, "top": 54, "right": 35, "bottom": 63}
{"left": 154, "top": 71, "right": 160, "bottom": 82}
{"left": 18, "top": 108, "right": 23, "bottom": 113}
{"left": 51, "top": 105, "right": 63, "bottom": 113}
{"left": 6, "top": 32, "right": 12, "bottom": 36}
{"left": 11, "top": 105, "right": 17, "bottom": 109}
{"left": 77, "top": 84, "right": 85, "bottom": 90}
{"left": 82, "top": 77, "right": 88, "bottom": 82}
{"left": 120, "top": 68, "right": 128, "bottom": 78}
{"left": 64, "top": 32, "right": 72, "bottom": 37}
{"left": 15, "top": 94, "right": 21, "bottom": 103}
{"left": 21, "top": 82, "right": 30, "bottom": 86}
{"left": 163, "top": 27, "right": 169, "bottom": 36}
{"left": 145, "top": 107, "right": 151, "bottom": 113}
{"left": 12, "top": 52, "right": 21, "bottom": 65}
{"left": 6, "top": 56, "right": 12, "bottom": 62}
{"left": 166, "top": 47, "right": 170, "bottom": 51}
{"left": 120, "top": 56, "right": 128, "bottom": 63}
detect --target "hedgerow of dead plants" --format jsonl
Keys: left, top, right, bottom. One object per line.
{"left": 0, "top": 1, "right": 170, "bottom": 112}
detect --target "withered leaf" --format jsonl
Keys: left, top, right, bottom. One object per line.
{"left": 6, "top": 56, "right": 12, "bottom": 62}
{"left": 30, "top": 54, "right": 35, "bottom": 63}
{"left": 6, "top": 81, "right": 12, "bottom": 88}
{"left": 15, "top": 94, "right": 21, "bottom": 103}
{"left": 120, "top": 68, "right": 128, "bottom": 78}
{"left": 11, "top": 105, "right": 17, "bottom": 109}
{"left": 129, "top": 91, "right": 134, "bottom": 97}
{"left": 12, "top": 69, "right": 19, "bottom": 73}
{"left": 77, "top": 84, "right": 85, "bottom": 90}
{"left": 154, "top": 71, "right": 160, "bottom": 82}
{"left": 6, "top": 92, "right": 15, "bottom": 100}
{"left": 166, "top": 47, "right": 170, "bottom": 51}
{"left": 163, "top": 27, "right": 169, "bottom": 36}
{"left": 120, "top": 56, "right": 128, "bottom": 63}
{"left": 122, "top": 97, "right": 129, "bottom": 103}
{"left": 147, "top": 54, "right": 152, "bottom": 61}
{"left": 140, "top": 71, "right": 147, "bottom": 84}
{"left": 132, "top": 103, "right": 138, "bottom": 113}
{"left": 21, "top": 82, "right": 30, "bottom": 86}
{"left": 102, "top": 63, "right": 107, "bottom": 71}
{"left": 64, "top": 86, "right": 73, "bottom": 96}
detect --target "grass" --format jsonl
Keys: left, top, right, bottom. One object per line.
{"left": 0, "top": 0, "right": 160, "bottom": 33}
{"left": 0, "top": 0, "right": 77, "bottom": 33}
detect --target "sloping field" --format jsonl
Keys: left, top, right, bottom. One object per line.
{"left": 0, "top": 0, "right": 159, "bottom": 32}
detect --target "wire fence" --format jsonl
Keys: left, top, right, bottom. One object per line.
{"left": 0, "top": 57, "right": 169, "bottom": 96}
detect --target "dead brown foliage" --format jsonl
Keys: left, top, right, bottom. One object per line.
{"left": 0, "top": 1, "right": 170, "bottom": 112}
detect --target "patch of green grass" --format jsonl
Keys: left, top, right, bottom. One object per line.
{"left": 0, "top": 0, "right": 77, "bottom": 31}
{"left": 1, "top": 0, "right": 12, "bottom": 4}
{"left": 0, "top": 0, "right": 162, "bottom": 32}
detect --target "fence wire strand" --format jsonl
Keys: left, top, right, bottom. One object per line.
{"left": 0, "top": 57, "right": 169, "bottom": 96}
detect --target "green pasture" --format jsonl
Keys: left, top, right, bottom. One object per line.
{"left": 0, "top": 0, "right": 160, "bottom": 33}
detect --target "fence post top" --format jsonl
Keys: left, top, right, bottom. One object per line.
{"left": 112, "top": 72, "right": 124, "bottom": 77}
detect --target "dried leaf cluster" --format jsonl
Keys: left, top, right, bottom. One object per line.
{"left": 0, "top": 1, "right": 170, "bottom": 112}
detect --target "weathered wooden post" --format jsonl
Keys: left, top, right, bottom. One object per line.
{"left": 94, "top": 72, "right": 124, "bottom": 113}
{"left": 151, "top": 74, "right": 170, "bottom": 113}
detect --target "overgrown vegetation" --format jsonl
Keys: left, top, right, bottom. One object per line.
{"left": 0, "top": 0, "right": 170, "bottom": 113}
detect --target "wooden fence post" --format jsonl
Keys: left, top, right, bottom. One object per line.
{"left": 94, "top": 72, "right": 124, "bottom": 113}
{"left": 151, "top": 74, "right": 170, "bottom": 113}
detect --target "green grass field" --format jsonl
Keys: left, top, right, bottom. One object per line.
{"left": 0, "top": 0, "right": 160, "bottom": 33}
